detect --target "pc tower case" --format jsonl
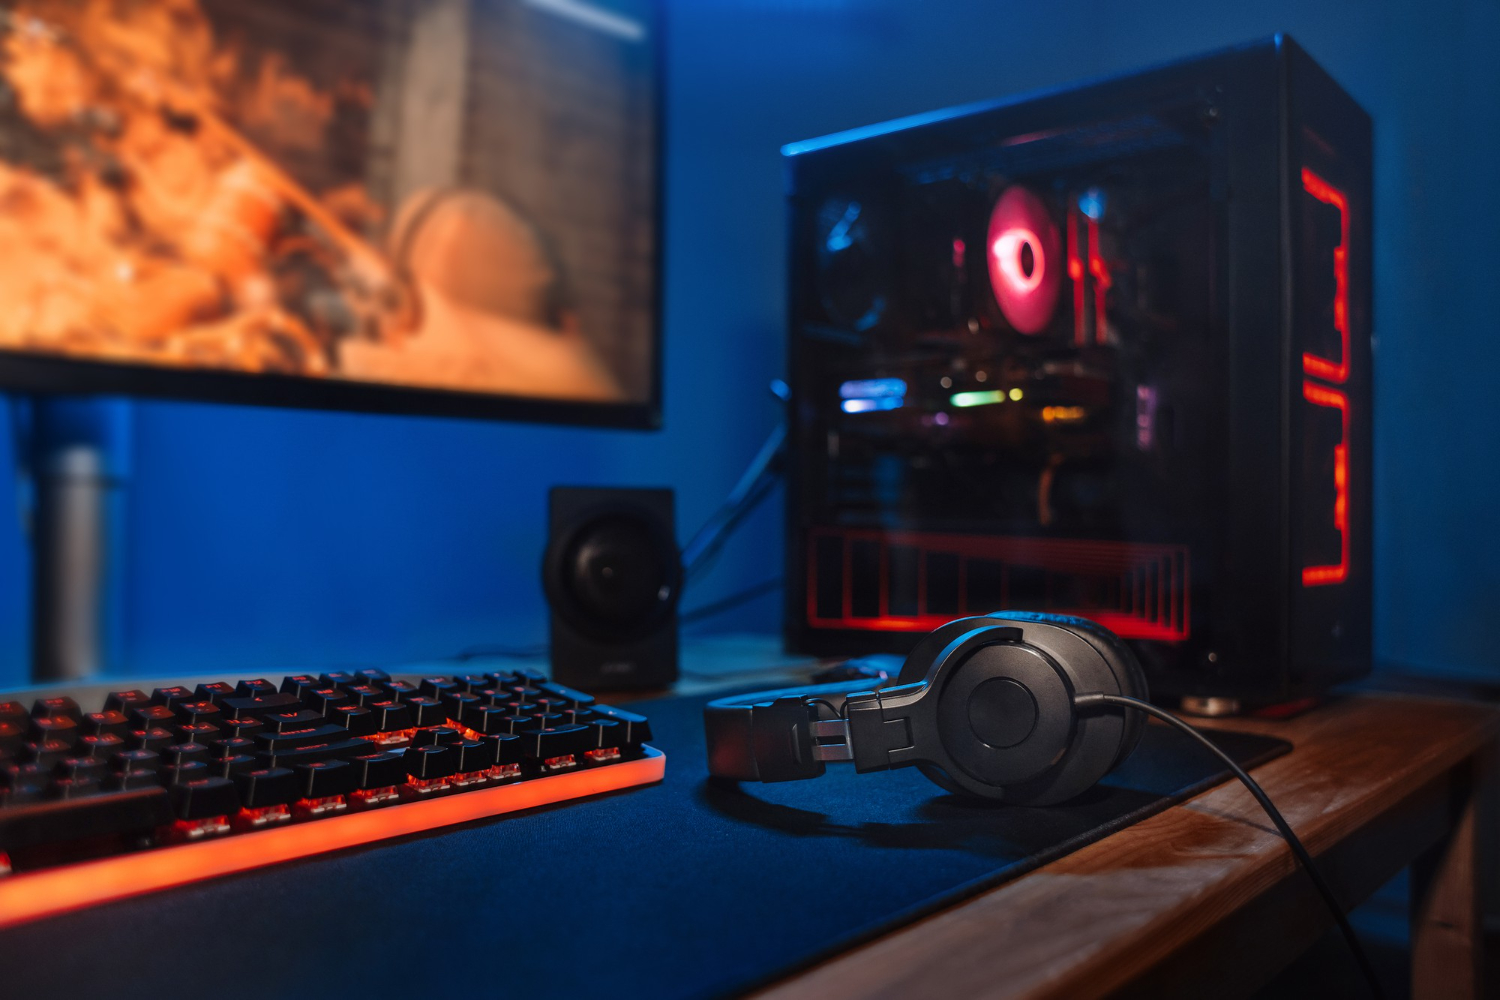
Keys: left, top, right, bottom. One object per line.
{"left": 783, "top": 36, "right": 1372, "bottom": 705}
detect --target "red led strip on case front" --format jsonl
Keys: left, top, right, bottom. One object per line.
{"left": 0, "top": 748, "right": 665, "bottom": 929}
{"left": 808, "top": 528, "right": 1190, "bottom": 641}
{"left": 1301, "top": 381, "right": 1349, "bottom": 586}
{"left": 1067, "top": 207, "right": 1085, "bottom": 345}
{"left": 1300, "top": 167, "right": 1349, "bottom": 384}
{"left": 1087, "top": 218, "right": 1111, "bottom": 344}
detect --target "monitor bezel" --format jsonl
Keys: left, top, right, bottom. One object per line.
{"left": 0, "top": 0, "right": 665, "bottom": 432}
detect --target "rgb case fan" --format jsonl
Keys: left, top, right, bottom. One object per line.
{"left": 783, "top": 36, "right": 1372, "bottom": 705}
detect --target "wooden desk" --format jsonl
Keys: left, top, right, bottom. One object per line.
{"left": 754, "top": 693, "right": 1498, "bottom": 1000}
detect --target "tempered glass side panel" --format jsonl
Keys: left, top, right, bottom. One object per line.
{"left": 790, "top": 102, "right": 1225, "bottom": 648}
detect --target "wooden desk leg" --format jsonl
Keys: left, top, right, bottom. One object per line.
{"left": 1411, "top": 756, "right": 1485, "bottom": 1000}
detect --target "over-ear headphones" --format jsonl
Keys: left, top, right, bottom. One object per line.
{"left": 706, "top": 611, "right": 1387, "bottom": 995}
{"left": 704, "top": 611, "right": 1148, "bottom": 805}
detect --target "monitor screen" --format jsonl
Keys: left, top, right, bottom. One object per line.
{"left": 0, "top": 0, "right": 660, "bottom": 425}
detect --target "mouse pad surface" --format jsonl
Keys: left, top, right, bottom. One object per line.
{"left": 0, "top": 691, "right": 1290, "bottom": 999}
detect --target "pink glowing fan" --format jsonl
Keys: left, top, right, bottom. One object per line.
{"left": 986, "top": 186, "right": 1061, "bottom": 334}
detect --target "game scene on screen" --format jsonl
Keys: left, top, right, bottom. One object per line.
{"left": 0, "top": 0, "right": 656, "bottom": 403}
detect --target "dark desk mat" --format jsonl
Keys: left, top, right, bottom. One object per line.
{"left": 0, "top": 693, "right": 1289, "bottom": 1000}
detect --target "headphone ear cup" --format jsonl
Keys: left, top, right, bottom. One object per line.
{"left": 918, "top": 613, "right": 1147, "bottom": 806}
{"left": 986, "top": 611, "right": 1148, "bottom": 771}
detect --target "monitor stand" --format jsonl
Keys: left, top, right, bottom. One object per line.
{"left": 19, "top": 396, "right": 131, "bottom": 683}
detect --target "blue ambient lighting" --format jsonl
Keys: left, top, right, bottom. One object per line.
{"left": 842, "top": 396, "right": 904, "bottom": 414}
{"left": 1078, "top": 188, "right": 1106, "bottom": 221}
{"left": 839, "top": 377, "right": 907, "bottom": 400}
{"left": 825, "top": 202, "right": 861, "bottom": 252}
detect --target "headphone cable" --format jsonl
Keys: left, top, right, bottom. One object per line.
{"left": 1073, "top": 692, "right": 1385, "bottom": 1000}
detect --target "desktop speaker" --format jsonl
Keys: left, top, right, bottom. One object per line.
{"left": 544, "top": 486, "right": 680, "bottom": 690}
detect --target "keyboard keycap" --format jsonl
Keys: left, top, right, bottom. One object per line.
{"left": 330, "top": 706, "right": 377, "bottom": 736}
{"left": 525, "top": 712, "right": 569, "bottom": 731}
{"left": 343, "top": 685, "right": 386, "bottom": 709}
{"left": 174, "top": 702, "right": 222, "bottom": 726}
{"left": 348, "top": 751, "right": 407, "bottom": 789}
{"left": 419, "top": 677, "right": 458, "bottom": 700}
{"left": 260, "top": 709, "right": 325, "bottom": 733}
{"left": 127, "top": 727, "right": 176, "bottom": 752}
{"left": 404, "top": 697, "right": 448, "bottom": 728}
{"left": 79, "top": 733, "right": 126, "bottom": 758}
{"left": 112, "top": 749, "right": 161, "bottom": 776}
{"left": 31, "top": 697, "right": 83, "bottom": 722}
{"left": 233, "top": 767, "right": 298, "bottom": 808}
{"left": 160, "top": 761, "right": 210, "bottom": 786}
{"left": 128, "top": 705, "right": 177, "bottom": 729}
{"left": 21, "top": 739, "right": 73, "bottom": 769}
{"left": 28, "top": 716, "right": 79, "bottom": 747}
{"left": 162, "top": 743, "right": 212, "bottom": 768}
{"left": 380, "top": 679, "right": 420, "bottom": 700}
{"left": 303, "top": 688, "right": 349, "bottom": 716}
{"left": 0, "top": 701, "right": 27, "bottom": 724}
{"left": 483, "top": 732, "right": 523, "bottom": 766}
{"left": 403, "top": 744, "right": 456, "bottom": 780}
{"left": 412, "top": 727, "right": 463, "bottom": 747}
{"left": 107, "top": 750, "right": 162, "bottom": 791}
{"left": 539, "top": 682, "right": 596, "bottom": 709}
{"left": 590, "top": 705, "right": 653, "bottom": 744}
{"left": 461, "top": 704, "right": 513, "bottom": 736}
{"left": 454, "top": 740, "right": 495, "bottom": 773}
{"left": 441, "top": 691, "right": 480, "bottom": 722}
{"left": 296, "top": 760, "right": 356, "bottom": 798}
{"left": 150, "top": 687, "right": 195, "bottom": 709}
{"left": 254, "top": 737, "right": 372, "bottom": 769}
{"left": 193, "top": 682, "right": 236, "bottom": 705}
{"left": 279, "top": 675, "right": 323, "bottom": 698}
{"left": 255, "top": 724, "right": 354, "bottom": 753}
{"left": 209, "top": 737, "right": 258, "bottom": 759}
{"left": 235, "top": 679, "right": 278, "bottom": 697}
{"left": 81, "top": 710, "right": 131, "bottom": 738}
{"left": 366, "top": 701, "right": 413, "bottom": 732}
{"left": 219, "top": 692, "right": 302, "bottom": 720}
{"left": 585, "top": 719, "right": 623, "bottom": 749}
{"left": 173, "top": 722, "right": 222, "bottom": 745}
{"left": 211, "top": 754, "right": 257, "bottom": 778}
{"left": 103, "top": 690, "right": 150, "bottom": 713}
{"left": 54, "top": 757, "right": 108, "bottom": 784}
{"left": 171, "top": 777, "right": 239, "bottom": 820}
{"left": 519, "top": 724, "right": 590, "bottom": 760}
{"left": 353, "top": 668, "right": 390, "bottom": 684}
{"left": 218, "top": 717, "right": 265, "bottom": 742}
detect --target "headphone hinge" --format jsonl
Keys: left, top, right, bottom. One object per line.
{"left": 845, "top": 689, "right": 918, "bottom": 772}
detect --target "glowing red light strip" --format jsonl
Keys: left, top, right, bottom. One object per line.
{"left": 806, "top": 528, "right": 1189, "bottom": 640}
{"left": 0, "top": 749, "right": 665, "bottom": 929}
{"left": 1067, "top": 207, "right": 1085, "bottom": 346}
{"left": 1300, "top": 168, "right": 1350, "bottom": 384}
{"left": 1301, "top": 381, "right": 1349, "bottom": 586}
{"left": 1087, "top": 219, "right": 1111, "bottom": 344}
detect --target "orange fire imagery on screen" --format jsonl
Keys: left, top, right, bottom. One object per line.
{"left": 0, "top": 0, "right": 625, "bottom": 401}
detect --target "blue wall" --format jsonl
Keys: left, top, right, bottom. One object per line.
{"left": 0, "top": 0, "right": 1497, "bottom": 684}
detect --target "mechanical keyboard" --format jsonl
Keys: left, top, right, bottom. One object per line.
{"left": 0, "top": 667, "right": 663, "bottom": 927}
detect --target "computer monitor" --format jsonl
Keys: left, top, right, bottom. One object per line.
{"left": 0, "top": 0, "right": 661, "bottom": 428}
